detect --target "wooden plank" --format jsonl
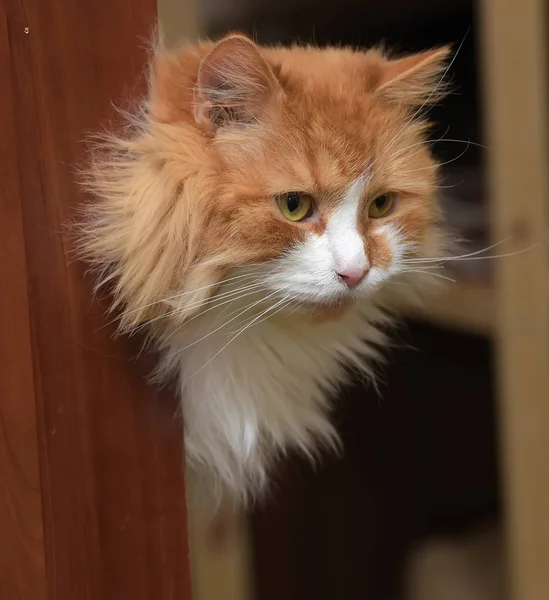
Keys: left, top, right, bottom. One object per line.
{"left": 4, "top": 0, "right": 193, "bottom": 597}
{"left": 479, "top": 0, "right": 549, "bottom": 598}
{"left": 187, "top": 474, "right": 253, "bottom": 600}
{"left": 0, "top": 8, "right": 47, "bottom": 599}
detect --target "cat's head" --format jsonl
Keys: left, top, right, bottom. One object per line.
{"left": 81, "top": 34, "right": 450, "bottom": 331}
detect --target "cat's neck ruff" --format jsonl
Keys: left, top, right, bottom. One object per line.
{"left": 159, "top": 295, "right": 389, "bottom": 505}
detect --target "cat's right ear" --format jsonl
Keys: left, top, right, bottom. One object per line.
{"left": 374, "top": 47, "right": 451, "bottom": 106}
{"left": 194, "top": 34, "right": 283, "bottom": 131}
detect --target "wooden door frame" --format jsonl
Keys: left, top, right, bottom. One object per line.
{"left": 1, "top": 1, "right": 192, "bottom": 598}
{"left": 480, "top": 0, "right": 549, "bottom": 598}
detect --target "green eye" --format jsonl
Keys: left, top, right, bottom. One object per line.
{"left": 368, "top": 193, "right": 395, "bottom": 218}
{"left": 276, "top": 192, "right": 314, "bottom": 222}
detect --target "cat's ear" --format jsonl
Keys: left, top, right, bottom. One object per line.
{"left": 194, "top": 34, "right": 282, "bottom": 131}
{"left": 375, "top": 47, "right": 451, "bottom": 105}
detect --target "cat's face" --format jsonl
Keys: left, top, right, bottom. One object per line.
{"left": 211, "top": 102, "right": 437, "bottom": 308}
{"left": 186, "top": 36, "right": 447, "bottom": 312}
{"left": 214, "top": 134, "right": 431, "bottom": 308}
{"left": 82, "top": 34, "right": 449, "bottom": 330}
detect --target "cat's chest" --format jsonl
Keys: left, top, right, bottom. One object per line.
{"left": 163, "top": 300, "right": 389, "bottom": 501}
{"left": 168, "top": 300, "right": 387, "bottom": 397}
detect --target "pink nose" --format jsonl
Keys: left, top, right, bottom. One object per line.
{"left": 337, "top": 267, "right": 368, "bottom": 288}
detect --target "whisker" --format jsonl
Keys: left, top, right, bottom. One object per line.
{"left": 392, "top": 133, "right": 486, "bottom": 162}
{"left": 169, "top": 280, "right": 266, "bottom": 313}
{"left": 228, "top": 293, "right": 293, "bottom": 334}
{"left": 429, "top": 137, "right": 486, "bottom": 149}
{"left": 400, "top": 264, "right": 446, "bottom": 271}
{"left": 166, "top": 288, "right": 286, "bottom": 358}
{"left": 284, "top": 298, "right": 304, "bottom": 318}
{"left": 442, "top": 245, "right": 540, "bottom": 263}
{"left": 95, "top": 270, "right": 263, "bottom": 332}
{"left": 437, "top": 181, "right": 464, "bottom": 189}
{"left": 188, "top": 295, "right": 292, "bottom": 379}
{"left": 398, "top": 144, "right": 471, "bottom": 175}
{"left": 229, "top": 262, "right": 272, "bottom": 270}
{"left": 130, "top": 283, "right": 268, "bottom": 337}
{"left": 402, "top": 237, "right": 514, "bottom": 264}
{"left": 161, "top": 285, "right": 271, "bottom": 344}
{"left": 125, "top": 281, "right": 267, "bottom": 334}
{"left": 391, "top": 125, "right": 453, "bottom": 160}
{"left": 240, "top": 296, "right": 293, "bottom": 330}
{"left": 404, "top": 269, "right": 457, "bottom": 283}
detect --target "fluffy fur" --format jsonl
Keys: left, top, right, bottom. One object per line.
{"left": 80, "top": 33, "right": 450, "bottom": 505}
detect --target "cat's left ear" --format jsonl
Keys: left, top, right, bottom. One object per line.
{"left": 375, "top": 47, "right": 452, "bottom": 105}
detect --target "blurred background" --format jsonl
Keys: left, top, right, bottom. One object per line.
{"left": 158, "top": 1, "right": 549, "bottom": 599}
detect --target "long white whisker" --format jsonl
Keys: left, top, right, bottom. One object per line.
{"left": 437, "top": 181, "right": 464, "bottom": 189}
{"left": 170, "top": 280, "right": 266, "bottom": 313}
{"left": 132, "top": 270, "right": 262, "bottom": 311}
{"left": 398, "top": 144, "right": 471, "bottom": 174}
{"left": 228, "top": 293, "right": 294, "bottom": 334}
{"left": 133, "top": 284, "right": 269, "bottom": 337}
{"left": 402, "top": 237, "right": 514, "bottom": 264}
{"left": 392, "top": 135, "right": 486, "bottom": 162}
{"left": 400, "top": 264, "right": 446, "bottom": 271}
{"left": 391, "top": 124, "right": 450, "bottom": 159}
{"left": 404, "top": 269, "right": 457, "bottom": 283}
{"left": 125, "top": 280, "right": 267, "bottom": 334}
{"left": 443, "top": 245, "right": 540, "bottom": 263}
{"left": 242, "top": 296, "right": 293, "bottom": 329}
{"left": 430, "top": 137, "right": 486, "bottom": 149}
{"left": 166, "top": 288, "right": 286, "bottom": 358}
{"left": 188, "top": 295, "right": 292, "bottom": 379}
{"left": 97, "top": 270, "right": 264, "bottom": 332}
{"left": 163, "top": 286, "right": 272, "bottom": 343}
{"left": 284, "top": 299, "right": 303, "bottom": 318}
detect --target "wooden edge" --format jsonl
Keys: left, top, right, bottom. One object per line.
{"left": 479, "top": 0, "right": 549, "bottom": 597}
{"left": 393, "top": 280, "right": 494, "bottom": 336}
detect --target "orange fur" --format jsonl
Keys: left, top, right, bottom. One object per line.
{"left": 80, "top": 34, "right": 448, "bottom": 333}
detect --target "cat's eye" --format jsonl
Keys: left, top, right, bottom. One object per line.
{"left": 368, "top": 193, "right": 395, "bottom": 218}
{"left": 276, "top": 192, "right": 314, "bottom": 222}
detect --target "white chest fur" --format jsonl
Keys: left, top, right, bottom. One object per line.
{"left": 159, "top": 295, "right": 390, "bottom": 505}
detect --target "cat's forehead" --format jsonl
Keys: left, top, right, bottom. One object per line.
{"left": 264, "top": 140, "right": 370, "bottom": 197}
{"left": 220, "top": 125, "right": 370, "bottom": 200}
{"left": 265, "top": 45, "right": 374, "bottom": 84}
{"left": 220, "top": 104, "right": 393, "bottom": 200}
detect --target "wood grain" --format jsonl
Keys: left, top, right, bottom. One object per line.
{"left": 0, "top": 9, "right": 47, "bottom": 600}
{"left": 2, "top": 0, "right": 192, "bottom": 598}
{"left": 480, "top": 0, "right": 549, "bottom": 598}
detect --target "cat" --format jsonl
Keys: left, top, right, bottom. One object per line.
{"left": 80, "top": 32, "right": 450, "bottom": 506}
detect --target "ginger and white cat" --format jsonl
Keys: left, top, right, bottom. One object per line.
{"left": 81, "top": 33, "right": 450, "bottom": 505}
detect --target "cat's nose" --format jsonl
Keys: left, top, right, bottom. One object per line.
{"left": 337, "top": 267, "right": 369, "bottom": 288}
